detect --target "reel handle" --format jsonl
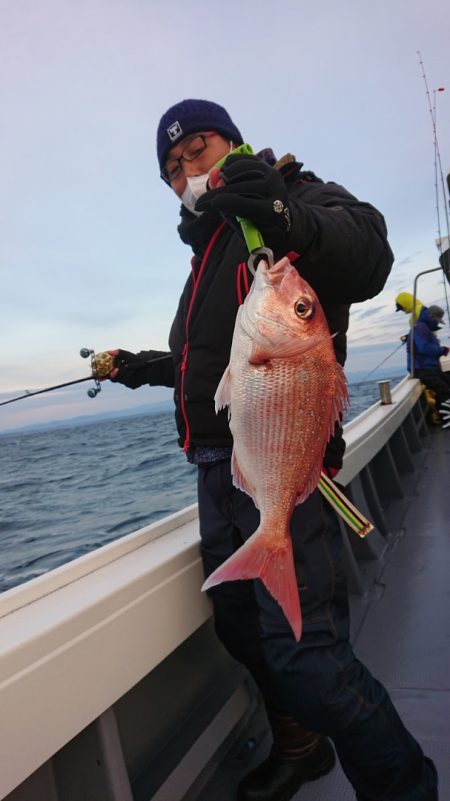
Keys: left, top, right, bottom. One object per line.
{"left": 79, "top": 348, "right": 114, "bottom": 398}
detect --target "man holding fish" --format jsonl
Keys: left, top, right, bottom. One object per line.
{"left": 108, "top": 100, "right": 438, "bottom": 801}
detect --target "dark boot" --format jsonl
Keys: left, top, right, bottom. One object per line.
{"left": 237, "top": 710, "right": 335, "bottom": 801}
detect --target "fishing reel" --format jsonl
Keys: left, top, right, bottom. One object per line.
{"left": 80, "top": 348, "right": 114, "bottom": 398}
{"left": 0, "top": 349, "right": 116, "bottom": 408}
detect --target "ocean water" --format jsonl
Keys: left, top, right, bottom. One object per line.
{"left": 0, "top": 377, "right": 403, "bottom": 593}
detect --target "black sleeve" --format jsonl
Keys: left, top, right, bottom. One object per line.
{"left": 136, "top": 350, "right": 175, "bottom": 388}
{"left": 111, "top": 349, "right": 175, "bottom": 390}
{"left": 285, "top": 181, "right": 394, "bottom": 303}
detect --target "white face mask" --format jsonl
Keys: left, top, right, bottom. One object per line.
{"left": 181, "top": 174, "right": 209, "bottom": 216}
{"left": 180, "top": 143, "right": 234, "bottom": 214}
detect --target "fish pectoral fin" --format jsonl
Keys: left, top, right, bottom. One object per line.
{"left": 214, "top": 365, "right": 232, "bottom": 412}
{"left": 202, "top": 531, "right": 303, "bottom": 642}
{"left": 248, "top": 341, "right": 272, "bottom": 365}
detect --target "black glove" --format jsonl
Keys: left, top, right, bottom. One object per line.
{"left": 195, "top": 154, "right": 292, "bottom": 251}
{"left": 110, "top": 350, "right": 153, "bottom": 390}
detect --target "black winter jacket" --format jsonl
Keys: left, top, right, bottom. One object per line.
{"left": 141, "top": 159, "right": 393, "bottom": 470}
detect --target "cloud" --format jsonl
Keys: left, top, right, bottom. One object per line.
{"left": 350, "top": 305, "right": 386, "bottom": 319}
{"left": 396, "top": 251, "right": 423, "bottom": 266}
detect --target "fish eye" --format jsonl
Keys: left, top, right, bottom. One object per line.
{"left": 294, "top": 298, "right": 313, "bottom": 318}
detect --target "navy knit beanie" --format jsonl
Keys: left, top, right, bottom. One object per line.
{"left": 156, "top": 99, "right": 243, "bottom": 172}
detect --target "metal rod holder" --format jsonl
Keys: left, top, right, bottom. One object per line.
{"left": 378, "top": 380, "right": 393, "bottom": 405}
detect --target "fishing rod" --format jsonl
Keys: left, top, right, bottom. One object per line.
{"left": 358, "top": 341, "right": 406, "bottom": 383}
{"left": 407, "top": 55, "right": 450, "bottom": 376}
{"left": 0, "top": 349, "right": 114, "bottom": 407}
{"left": 0, "top": 350, "right": 174, "bottom": 408}
{"left": 417, "top": 52, "right": 450, "bottom": 240}
{"left": 417, "top": 51, "right": 450, "bottom": 318}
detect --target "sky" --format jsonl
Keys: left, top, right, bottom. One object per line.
{"left": 1, "top": 0, "right": 450, "bottom": 432}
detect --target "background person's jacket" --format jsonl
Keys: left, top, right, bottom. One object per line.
{"left": 407, "top": 306, "right": 447, "bottom": 372}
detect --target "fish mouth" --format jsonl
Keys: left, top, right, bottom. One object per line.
{"left": 262, "top": 258, "right": 292, "bottom": 286}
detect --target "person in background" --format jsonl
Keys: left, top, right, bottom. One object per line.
{"left": 395, "top": 291, "right": 433, "bottom": 346}
{"left": 107, "top": 99, "right": 438, "bottom": 801}
{"left": 407, "top": 303, "right": 450, "bottom": 413}
{"left": 395, "top": 291, "right": 424, "bottom": 327}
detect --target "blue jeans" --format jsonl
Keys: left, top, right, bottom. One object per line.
{"left": 197, "top": 460, "right": 438, "bottom": 801}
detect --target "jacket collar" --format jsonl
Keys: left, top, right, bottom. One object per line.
{"left": 177, "top": 206, "right": 223, "bottom": 258}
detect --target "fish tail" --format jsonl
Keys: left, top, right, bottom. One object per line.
{"left": 202, "top": 531, "right": 302, "bottom": 641}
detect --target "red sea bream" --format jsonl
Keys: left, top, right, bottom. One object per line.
{"left": 202, "top": 256, "right": 348, "bottom": 641}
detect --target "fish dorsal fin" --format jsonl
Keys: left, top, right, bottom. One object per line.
{"left": 328, "top": 363, "right": 349, "bottom": 439}
{"left": 214, "top": 365, "right": 232, "bottom": 412}
{"left": 294, "top": 363, "right": 349, "bottom": 506}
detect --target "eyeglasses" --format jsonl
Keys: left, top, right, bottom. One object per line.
{"left": 161, "top": 133, "right": 215, "bottom": 183}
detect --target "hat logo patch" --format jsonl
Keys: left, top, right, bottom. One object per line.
{"left": 167, "top": 121, "right": 183, "bottom": 142}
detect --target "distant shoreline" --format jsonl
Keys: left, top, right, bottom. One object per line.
{"left": 0, "top": 371, "right": 406, "bottom": 437}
